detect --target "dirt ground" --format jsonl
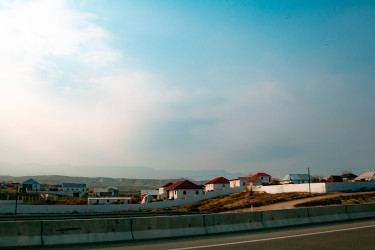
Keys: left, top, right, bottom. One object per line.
{"left": 230, "top": 191, "right": 375, "bottom": 213}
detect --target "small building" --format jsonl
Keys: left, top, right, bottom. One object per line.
{"left": 341, "top": 173, "right": 357, "bottom": 182}
{"left": 230, "top": 177, "right": 249, "bottom": 188}
{"left": 62, "top": 183, "right": 86, "bottom": 197}
{"left": 355, "top": 171, "right": 375, "bottom": 182}
{"left": 326, "top": 175, "right": 343, "bottom": 183}
{"left": 21, "top": 178, "right": 40, "bottom": 193}
{"left": 88, "top": 197, "right": 131, "bottom": 205}
{"left": 158, "top": 182, "right": 174, "bottom": 200}
{"left": 280, "top": 174, "right": 312, "bottom": 184}
{"left": 141, "top": 194, "right": 154, "bottom": 204}
{"left": 253, "top": 173, "right": 272, "bottom": 185}
{"left": 205, "top": 177, "right": 230, "bottom": 192}
{"left": 93, "top": 186, "right": 119, "bottom": 197}
{"left": 164, "top": 180, "right": 203, "bottom": 200}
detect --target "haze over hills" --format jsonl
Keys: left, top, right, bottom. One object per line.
{"left": 0, "top": 164, "right": 244, "bottom": 181}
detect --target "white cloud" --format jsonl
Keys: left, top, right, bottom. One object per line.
{"left": 0, "top": 0, "right": 176, "bottom": 166}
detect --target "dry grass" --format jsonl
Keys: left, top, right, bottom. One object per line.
{"left": 43, "top": 197, "right": 87, "bottom": 205}
{"left": 161, "top": 191, "right": 323, "bottom": 213}
{"left": 295, "top": 193, "right": 375, "bottom": 207}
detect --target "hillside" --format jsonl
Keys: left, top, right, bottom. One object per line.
{"left": 0, "top": 175, "right": 207, "bottom": 192}
{"left": 160, "top": 191, "right": 375, "bottom": 213}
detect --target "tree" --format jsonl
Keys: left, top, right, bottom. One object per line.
{"left": 246, "top": 173, "right": 259, "bottom": 195}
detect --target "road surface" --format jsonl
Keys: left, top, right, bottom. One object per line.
{"left": 42, "top": 218, "right": 375, "bottom": 250}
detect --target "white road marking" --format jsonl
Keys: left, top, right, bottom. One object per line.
{"left": 168, "top": 224, "right": 375, "bottom": 250}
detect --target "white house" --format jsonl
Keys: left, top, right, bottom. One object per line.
{"left": 280, "top": 174, "right": 311, "bottom": 184}
{"left": 21, "top": 178, "right": 40, "bottom": 193}
{"left": 253, "top": 173, "right": 272, "bottom": 185}
{"left": 230, "top": 177, "right": 249, "bottom": 188}
{"left": 158, "top": 182, "right": 174, "bottom": 200}
{"left": 62, "top": 183, "right": 87, "bottom": 197}
{"left": 205, "top": 177, "right": 230, "bottom": 192}
{"left": 355, "top": 171, "right": 375, "bottom": 182}
{"left": 164, "top": 180, "right": 203, "bottom": 200}
{"left": 88, "top": 197, "right": 131, "bottom": 205}
{"left": 93, "top": 186, "right": 119, "bottom": 197}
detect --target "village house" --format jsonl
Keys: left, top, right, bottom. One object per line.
{"left": 229, "top": 177, "right": 249, "bottom": 188}
{"left": 93, "top": 186, "right": 119, "bottom": 197}
{"left": 164, "top": 180, "right": 203, "bottom": 200}
{"left": 205, "top": 177, "right": 230, "bottom": 192}
{"left": 280, "top": 174, "right": 312, "bottom": 184}
{"left": 158, "top": 182, "right": 174, "bottom": 200}
{"left": 20, "top": 178, "right": 40, "bottom": 193}
{"left": 326, "top": 175, "right": 343, "bottom": 182}
{"left": 341, "top": 173, "right": 357, "bottom": 182}
{"left": 355, "top": 171, "right": 375, "bottom": 182}
{"left": 253, "top": 173, "right": 272, "bottom": 185}
{"left": 62, "top": 183, "right": 86, "bottom": 197}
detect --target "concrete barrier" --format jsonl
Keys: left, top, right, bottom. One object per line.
{"left": 262, "top": 208, "right": 311, "bottom": 228}
{"left": 2, "top": 203, "right": 375, "bottom": 248}
{"left": 308, "top": 205, "right": 349, "bottom": 223}
{"left": 132, "top": 215, "right": 206, "bottom": 240}
{"left": 346, "top": 203, "right": 375, "bottom": 220}
{"left": 0, "top": 221, "right": 42, "bottom": 247}
{"left": 41, "top": 218, "right": 133, "bottom": 246}
{"left": 204, "top": 212, "right": 264, "bottom": 234}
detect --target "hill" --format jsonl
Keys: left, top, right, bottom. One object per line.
{"left": 0, "top": 175, "right": 206, "bottom": 192}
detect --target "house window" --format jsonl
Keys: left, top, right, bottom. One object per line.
{"left": 195, "top": 191, "right": 199, "bottom": 195}
{"left": 183, "top": 190, "right": 186, "bottom": 195}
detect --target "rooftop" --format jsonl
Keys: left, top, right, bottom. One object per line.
{"left": 254, "top": 173, "right": 271, "bottom": 177}
{"left": 62, "top": 183, "right": 86, "bottom": 188}
{"left": 205, "top": 177, "right": 230, "bottom": 185}
{"left": 164, "top": 180, "right": 203, "bottom": 190}
{"left": 161, "top": 182, "right": 174, "bottom": 188}
{"left": 22, "top": 178, "right": 40, "bottom": 185}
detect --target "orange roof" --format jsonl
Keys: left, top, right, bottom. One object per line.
{"left": 164, "top": 180, "right": 203, "bottom": 190}
{"left": 205, "top": 177, "right": 230, "bottom": 185}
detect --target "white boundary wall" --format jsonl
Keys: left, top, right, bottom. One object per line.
{"left": 0, "top": 187, "right": 245, "bottom": 214}
{"left": 254, "top": 182, "right": 375, "bottom": 194}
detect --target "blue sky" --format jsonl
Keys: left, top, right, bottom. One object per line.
{"left": 0, "top": 0, "right": 374, "bottom": 178}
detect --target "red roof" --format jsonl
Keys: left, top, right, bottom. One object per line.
{"left": 205, "top": 177, "right": 230, "bottom": 185}
{"left": 254, "top": 173, "right": 271, "bottom": 177}
{"left": 161, "top": 182, "right": 174, "bottom": 188}
{"left": 164, "top": 180, "right": 203, "bottom": 190}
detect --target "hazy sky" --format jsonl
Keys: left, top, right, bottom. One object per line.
{"left": 0, "top": 0, "right": 374, "bottom": 178}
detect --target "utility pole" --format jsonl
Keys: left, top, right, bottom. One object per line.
{"left": 12, "top": 183, "right": 20, "bottom": 215}
{"left": 308, "top": 168, "right": 311, "bottom": 196}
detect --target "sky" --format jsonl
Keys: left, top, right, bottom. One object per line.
{"left": 0, "top": 0, "right": 375, "bottom": 179}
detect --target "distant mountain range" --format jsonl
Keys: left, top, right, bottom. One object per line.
{"left": 0, "top": 164, "right": 244, "bottom": 181}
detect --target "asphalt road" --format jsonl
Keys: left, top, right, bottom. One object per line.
{"left": 39, "top": 219, "right": 375, "bottom": 250}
